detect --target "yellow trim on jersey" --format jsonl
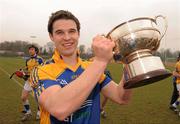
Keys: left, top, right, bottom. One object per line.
{"left": 52, "top": 49, "right": 83, "bottom": 72}
{"left": 39, "top": 106, "right": 50, "bottom": 124}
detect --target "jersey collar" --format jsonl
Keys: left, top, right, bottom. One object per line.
{"left": 52, "top": 49, "right": 82, "bottom": 72}
{"left": 30, "top": 54, "right": 37, "bottom": 58}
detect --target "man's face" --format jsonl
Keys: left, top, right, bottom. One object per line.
{"left": 49, "top": 19, "right": 79, "bottom": 57}
{"left": 28, "top": 47, "right": 36, "bottom": 56}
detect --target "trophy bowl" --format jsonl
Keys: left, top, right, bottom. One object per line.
{"left": 107, "top": 15, "right": 172, "bottom": 89}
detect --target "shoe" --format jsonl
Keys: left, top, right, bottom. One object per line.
{"left": 169, "top": 105, "right": 177, "bottom": 111}
{"left": 21, "top": 110, "right": 26, "bottom": 114}
{"left": 21, "top": 112, "right": 32, "bottom": 121}
{"left": 101, "top": 110, "right": 107, "bottom": 118}
{"left": 169, "top": 105, "right": 179, "bottom": 113}
{"left": 36, "top": 110, "right": 40, "bottom": 120}
{"left": 174, "top": 108, "right": 180, "bottom": 114}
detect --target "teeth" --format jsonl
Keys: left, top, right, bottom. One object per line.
{"left": 63, "top": 43, "right": 72, "bottom": 47}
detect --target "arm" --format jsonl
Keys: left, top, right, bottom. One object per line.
{"left": 38, "top": 35, "right": 115, "bottom": 120}
{"left": 101, "top": 75, "right": 132, "bottom": 105}
{"left": 173, "top": 71, "right": 180, "bottom": 78}
{"left": 39, "top": 60, "right": 107, "bottom": 120}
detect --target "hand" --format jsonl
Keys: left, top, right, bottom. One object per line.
{"left": 15, "top": 70, "right": 24, "bottom": 78}
{"left": 92, "top": 35, "right": 115, "bottom": 64}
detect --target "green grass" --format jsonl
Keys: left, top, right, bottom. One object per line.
{"left": 0, "top": 57, "right": 179, "bottom": 124}
{"left": 0, "top": 57, "right": 39, "bottom": 124}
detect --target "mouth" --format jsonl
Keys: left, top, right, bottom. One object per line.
{"left": 63, "top": 42, "right": 74, "bottom": 48}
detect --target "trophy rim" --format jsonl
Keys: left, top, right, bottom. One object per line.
{"left": 123, "top": 69, "right": 172, "bottom": 89}
{"left": 106, "top": 16, "right": 156, "bottom": 38}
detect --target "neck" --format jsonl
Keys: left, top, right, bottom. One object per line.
{"left": 61, "top": 53, "right": 78, "bottom": 66}
{"left": 31, "top": 54, "right": 36, "bottom": 57}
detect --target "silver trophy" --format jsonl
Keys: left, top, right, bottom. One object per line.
{"left": 107, "top": 15, "right": 171, "bottom": 89}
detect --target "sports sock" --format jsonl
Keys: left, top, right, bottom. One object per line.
{"left": 23, "top": 100, "right": 31, "bottom": 113}
{"left": 172, "top": 102, "right": 177, "bottom": 108}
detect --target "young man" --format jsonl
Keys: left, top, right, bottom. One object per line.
{"left": 21, "top": 45, "right": 43, "bottom": 121}
{"left": 30, "top": 10, "right": 132, "bottom": 124}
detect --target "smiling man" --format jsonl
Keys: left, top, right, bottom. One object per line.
{"left": 30, "top": 10, "right": 132, "bottom": 124}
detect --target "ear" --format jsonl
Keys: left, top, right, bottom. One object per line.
{"left": 49, "top": 33, "right": 54, "bottom": 42}
{"left": 78, "top": 31, "right": 80, "bottom": 38}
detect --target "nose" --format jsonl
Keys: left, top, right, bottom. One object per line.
{"left": 63, "top": 32, "right": 71, "bottom": 40}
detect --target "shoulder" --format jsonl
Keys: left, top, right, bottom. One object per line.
{"left": 37, "top": 60, "right": 66, "bottom": 79}
{"left": 36, "top": 55, "right": 44, "bottom": 61}
{"left": 36, "top": 55, "right": 44, "bottom": 64}
{"left": 37, "top": 63, "right": 57, "bottom": 80}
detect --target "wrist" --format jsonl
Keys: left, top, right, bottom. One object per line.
{"left": 93, "top": 57, "right": 109, "bottom": 67}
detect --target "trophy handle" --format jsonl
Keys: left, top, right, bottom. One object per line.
{"left": 153, "top": 15, "right": 168, "bottom": 50}
{"left": 155, "top": 15, "right": 168, "bottom": 41}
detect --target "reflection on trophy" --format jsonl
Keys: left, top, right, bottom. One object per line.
{"left": 107, "top": 15, "right": 171, "bottom": 89}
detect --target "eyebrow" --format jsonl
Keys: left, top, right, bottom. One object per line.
{"left": 54, "top": 28, "right": 77, "bottom": 33}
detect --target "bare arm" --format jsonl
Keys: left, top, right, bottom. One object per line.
{"left": 38, "top": 35, "right": 115, "bottom": 120}
{"left": 39, "top": 60, "right": 107, "bottom": 120}
{"left": 101, "top": 75, "right": 132, "bottom": 105}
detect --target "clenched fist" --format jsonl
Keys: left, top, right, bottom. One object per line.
{"left": 92, "top": 35, "right": 115, "bottom": 64}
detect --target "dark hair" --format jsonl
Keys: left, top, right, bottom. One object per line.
{"left": 48, "top": 10, "right": 80, "bottom": 34}
{"left": 28, "top": 45, "right": 39, "bottom": 54}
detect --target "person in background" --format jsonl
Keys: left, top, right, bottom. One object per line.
{"left": 21, "top": 45, "right": 43, "bottom": 121}
{"left": 170, "top": 53, "right": 180, "bottom": 116}
{"left": 169, "top": 77, "right": 178, "bottom": 111}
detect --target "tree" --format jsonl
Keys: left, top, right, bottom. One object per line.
{"left": 79, "top": 45, "right": 85, "bottom": 54}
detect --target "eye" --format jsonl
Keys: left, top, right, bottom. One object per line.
{"left": 56, "top": 31, "right": 64, "bottom": 35}
{"left": 69, "top": 29, "right": 77, "bottom": 34}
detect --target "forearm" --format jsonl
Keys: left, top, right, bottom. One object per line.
{"left": 43, "top": 60, "right": 107, "bottom": 120}
{"left": 117, "top": 81, "right": 132, "bottom": 104}
{"left": 101, "top": 79, "right": 132, "bottom": 105}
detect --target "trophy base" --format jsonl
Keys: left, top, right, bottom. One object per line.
{"left": 124, "top": 69, "right": 171, "bottom": 89}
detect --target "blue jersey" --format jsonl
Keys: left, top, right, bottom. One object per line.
{"left": 31, "top": 49, "right": 111, "bottom": 124}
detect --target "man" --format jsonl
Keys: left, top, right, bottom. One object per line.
{"left": 171, "top": 54, "right": 180, "bottom": 116}
{"left": 30, "top": 10, "right": 132, "bottom": 124}
{"left": 21, "top": 45, "right": 43, "bottom": 121}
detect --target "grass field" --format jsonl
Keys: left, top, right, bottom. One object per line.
{"left": 0, "top": 56, "right": 179, "bottom": 124}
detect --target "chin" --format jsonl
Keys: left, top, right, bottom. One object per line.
{"left": 61, "top": 51, "right": 74, "bottom": 56}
